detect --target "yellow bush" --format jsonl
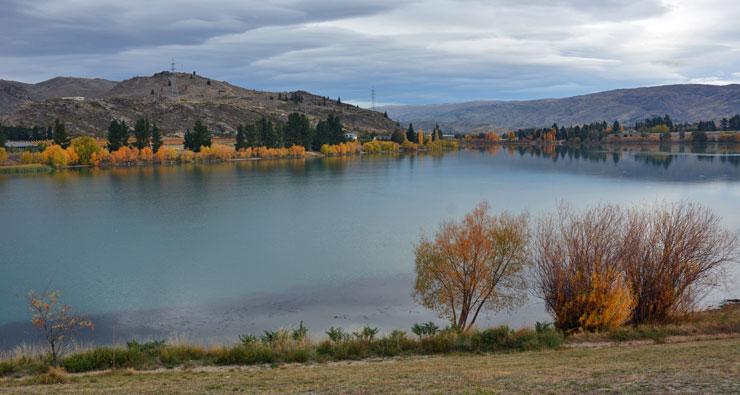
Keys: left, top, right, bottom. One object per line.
{"left": 65, "top": 146, "right": 79, "bottom": 165}
{"left": 363, "top": 140, "right": 399, "bottom": 153}
{"left": 156, "top": 147, "right": 179, "bottom": 162}
{"left": 179, "top": 149, "right": 195, "bottom": 162}
{"left": 70, "top": 136, "right": 102, "bottom": 165}
{"left": 320, "top": 142, "right": 360, "bottom": 156}
{"left": 20, "top": 151, "right": 38, "bottom": 164}
{"left": 198, "top": 144, "right": 236, "bottom": 161}
{"left": 0, "top": 148, "right": 7, "bottom": 164}
{"left": 401, "top": 140, "right": 419, "bottom": 151}
{"left": 41, "top": 145, "right": 71, "bottom": 168}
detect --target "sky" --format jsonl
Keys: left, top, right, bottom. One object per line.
{"left": 2, "top": 0, "right": 740, "bottom": 106}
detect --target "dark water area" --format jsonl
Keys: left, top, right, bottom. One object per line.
{"left": 1, "top": 146, "right": 739, "bottom": 349}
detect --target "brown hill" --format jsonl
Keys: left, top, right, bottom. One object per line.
{"left": 381, "top": 84, "right": 740, "bottom": 133}
{"left": 0, "top": 77, "right": 117, "bottom": 115}
{"left": 2, "top": 72, "right": 398, "bottom": 136}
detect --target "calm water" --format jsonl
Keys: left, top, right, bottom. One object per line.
{"left": 1, "top": 146, "right": 739, "bottom": 347}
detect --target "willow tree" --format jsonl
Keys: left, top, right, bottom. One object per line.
{"left": 413, "top": 202, "right": 529, "bottom": 331}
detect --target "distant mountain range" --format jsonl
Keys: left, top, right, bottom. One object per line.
{"left": 0, "top": 72, "right": 397, "bottom": 136}
{"left": 380, "top": 84, "right": 740, "bottom": 133}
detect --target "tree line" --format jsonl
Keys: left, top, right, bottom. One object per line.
{"left": 235, "top": 113, "right": 345, "bottom": 151}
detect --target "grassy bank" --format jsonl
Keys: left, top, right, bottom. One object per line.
{"left": 0, "top": 164, "right": 53, "bottom": 174}
{"left": 1, "top": 304, "right": 737, "bottom": 381}
{"left": 2, "top": 337, "right": 738, "bottom": 393}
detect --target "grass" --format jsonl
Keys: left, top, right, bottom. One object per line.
{"left": 0, "top": 164, "right": 52, "bottom": 174}
{"left": 1, "top": 337, "right": 738, "bottom": 393}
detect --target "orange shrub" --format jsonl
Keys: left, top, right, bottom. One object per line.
{"left": 20, "top": 151, "right": 42, "bottom": 164}
{"left": 41, "top": 145, "right": 72, "bottom": 168}
{"left": 109, "top": 146, "right": 139, "bottom": 165}
{"left": 198, "top": 144, "right": 236, "bottom": 161}
{"left": 179, "top": 149, "right": 195, "bottom": 162}
{"left": 156, "top": 147, "right": 179, "bottom": 162}
{"left": 320, "top": 142, "right": 360, "bottom": 156}
{"left": 0, "top": 148, "right": 7, "bottom": 164}
{"left": 139, "top": 147, "right": 154, "bottom": 162}
{"left": 90, "top": 149, "right": 110, "bottom": 167}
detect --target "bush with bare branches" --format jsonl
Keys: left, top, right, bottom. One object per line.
{"left": 531, "top": 204, "right": 635, "bottom": 332}
{"left": 413, "top": 202, "right": 529, "bottom": 331}
{"left": 623, "top": 201, "right": 738, "bottom": 324}
{"left": 27, "top": 290, "right": 93, "bottom": 366}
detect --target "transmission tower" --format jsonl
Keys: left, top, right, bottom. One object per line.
{"left": 371, "top": 86, "right": 376, "bottom": 111}
{"left": 169, "top": 58, "right": 179, "bottom": 99}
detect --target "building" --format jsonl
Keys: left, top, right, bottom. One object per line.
{"left": 343, "top": 132, "right": 358, "bottom": 141}
{"left": 61, "top": 96, "right": 85, "bottom": 101}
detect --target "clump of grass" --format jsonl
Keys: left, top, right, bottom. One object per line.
{"left": 28, "top": 366, "right": 68, "bottom": 385}
{"left": 0, "top": 164, "right": 53, "bottom": 174}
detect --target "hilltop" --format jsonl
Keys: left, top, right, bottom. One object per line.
{"left": 381, "top": 84, "right": 740, "bottom": 133}
{"left": 0, "top": 72, "right": 398, "bottom": 135}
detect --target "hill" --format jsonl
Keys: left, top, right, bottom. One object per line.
{"left": 1, "top": 72, "right": 398, "bottom": 136}
{"left": 381, "top": 84, "right": 740, "bottom": 133}
{"left": 0, "top": 77, "right": 117, "bottom": 115}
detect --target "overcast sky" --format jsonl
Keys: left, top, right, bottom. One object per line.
{"left": 2, "top": 0, "right": 740, "bottom": 105}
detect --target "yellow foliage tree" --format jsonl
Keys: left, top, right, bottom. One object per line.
{"left": 70, "top": 136, "right": 102, "bottom": 165}
{"left": 0, "top": 148, "right": 7, "bottom": 164}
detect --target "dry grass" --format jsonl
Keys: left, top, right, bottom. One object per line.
{"left": 1, "top": 337, "right": 738, "bottom": 394}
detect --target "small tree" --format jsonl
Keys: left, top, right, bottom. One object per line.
{"left": 70, "top": 136, "right": 102, "bottom": 165}
{"left": 52, "top": 119, "right": 70, "bottom": 148}
{"left": 28, "top": 290, "right": 93, "bottom": 366}
{"left": 183, "top": 120, "right": 212, "bottom": 152}
{"left": 414, "top": 202, "right": 529, "bottom": 331}
{"left": 107, "top": 120, "right": 130, "bottom": 151}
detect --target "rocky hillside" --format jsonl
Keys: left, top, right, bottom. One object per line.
{"left": 0, "top": 77, "right": 117, "bottom": 115}
{"left": 381, "top": 84, "right": 740, "bottom": 133}
{"left": 1, "top": 72, "right": 398, "bottom": 136}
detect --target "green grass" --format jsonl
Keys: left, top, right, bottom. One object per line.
{"left": 2, "top": 337, "right": 738, "bottom": 394}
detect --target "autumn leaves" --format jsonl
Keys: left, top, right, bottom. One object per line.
{"left": 415, "top": 201, "right": 738, "bottom": 333}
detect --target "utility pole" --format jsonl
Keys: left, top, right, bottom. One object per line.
{"left": 371, "top": 86, "right": 376, "bottom": 111}
{"left": 169, "top": 58, "right": 179, "bottom": 99}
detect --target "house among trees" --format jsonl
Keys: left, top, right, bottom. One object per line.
{"left": 343, "top": 132, "right": 358, "bottom": 141}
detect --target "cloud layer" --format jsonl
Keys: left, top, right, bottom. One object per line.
{"left": 1, "top": 0, "right": 739, "bottom": 104}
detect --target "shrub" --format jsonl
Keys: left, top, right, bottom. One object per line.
{"left": 109, "top": 146, "right": 139, "bottom": 165}
{"left": 362, "top": 140, "right": 399, "bottom": 153}
{"left": 320, "top": 142, "right": 360, "bottom": 156}
{"left": 70, "top": 136, "right": 102, "bottom": 165}
{"left": 155, "top": 147, "right": 179, "bottom": 162}
{"left": 0, "top": 148, "right": 7, "bottom": 164}
{"left": 532, "top": 204, "right": 635, "bottom": 332}
{"left": 41, "top": 145, "right": 72, "bottom": 168}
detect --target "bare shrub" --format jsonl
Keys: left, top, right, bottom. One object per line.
{"left": 623, "top": 201, "right": 738, "bottom": 324}
{"left": 532, "top": 204, "right": 634, "bottom": 332}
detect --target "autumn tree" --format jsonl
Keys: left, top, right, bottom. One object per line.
{"left": 414, "top": 202, "right": 530, "bottom": 331}
{"left": 70, "top": 136, "right": 102, "bottom": 165}
{"left": 622, "top": 202, "right": 738, "bottom": 324}
{"left": 532, "top": 204, "right": 634, "bottom": 332}
{"left": 28, "top": 290, "right": 93, "bottom": 366}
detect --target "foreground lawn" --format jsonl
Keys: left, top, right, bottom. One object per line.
{"left": 2, "top": 337, "right": 738, "bottom": 394}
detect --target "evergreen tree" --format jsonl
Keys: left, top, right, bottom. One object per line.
{"left": 383, "top": 111, "right": 389, "bottom": 118}
{"left": 151, "top": 123, "right": 163, "bottom": 152}
{"left": 337, "top": 96, "right": 341, "bottom": 104}
{"left": 258, "top": 118, "right": 279, "bottom": 148}
{"left": 720, "top": 118, "right": 729, "bottom": 131}
{"left": 245, "top": 123, "right": 260, "bottom": 147}
{"left": 183, "top": 120, "right": 212, "bottom": 152}
{"left": 612, "top": 120, "right": 621, "bottom": 133}
{"left": 133, "top": 118, "right": 151, "bottom": 149}
{"left": 391, "top": 129, "right": 406, "bottom": 144}
{"left": 235, "top": 124, "right": 247, "bottom": 150}
{"left": 406, "top": 123, "right": 416, "bottom": 143}
{"left": 52, "top": 119, "right": 70, "bottom": 148}
{"left": 0, "top": 125, "right": 6, "bottom": 148}
{"left": 107, "top": 120, "right": 129, "bottom": 151}
{"left": 284, "top": 113, "right": 312, "bottom": 148}
{"left": 46, "top": 126, "right": 53, "bottom": 140}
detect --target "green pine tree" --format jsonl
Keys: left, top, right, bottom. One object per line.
{"left": 53, "top": 119, "right": 70, "bottom": 148}
{"left": 151, "top": 123, "right": 163, "bottom": 152}
{"left": 133, "top": 118, "right": 151, "bottom": 149}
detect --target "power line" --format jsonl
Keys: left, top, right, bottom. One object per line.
{"left": 169, "top": 58, "right": 179, "bottom": 99}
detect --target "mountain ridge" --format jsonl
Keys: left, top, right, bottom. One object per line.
{"left": 380, "top": 84, "right": 740, "bottom": 133}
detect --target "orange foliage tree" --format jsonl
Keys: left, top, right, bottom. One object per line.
{"left": 532, "top": 204, "right": 634, "bottom": 332}
{"left": 0, "top": 147, "right": 7, "bottom": 164}
{"left": 414, "top": 202, "right": 530, "bottom": 330}
{"left": 28, "top": 290, "right": 93, "bottom": 366}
